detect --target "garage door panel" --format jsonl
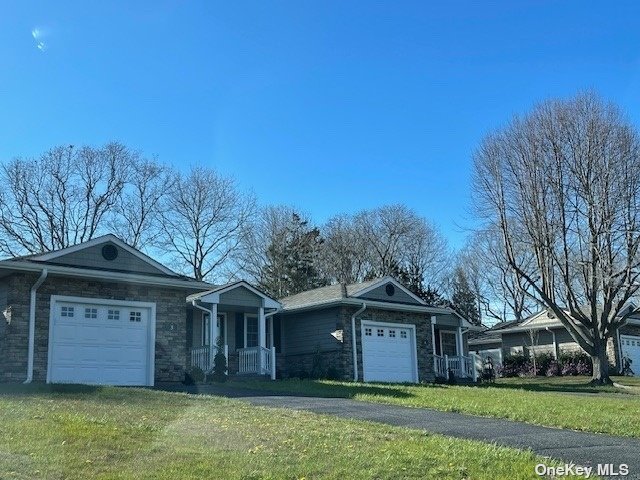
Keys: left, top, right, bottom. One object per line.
{"left": 49, "top": 299, "right": 153, "bottom": 386}
{"left": 621, "top": 335, "right": 640, "bottom": 377}
{"left": 362, "top": 322, "right": 417, "bottom": 383}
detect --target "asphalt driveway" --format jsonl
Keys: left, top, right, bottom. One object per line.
{"left": 171, "top": 385, "right": 640, "bottom": 479}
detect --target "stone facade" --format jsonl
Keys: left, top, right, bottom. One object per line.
{"left": 0, "top": 272, "right": 190, "bottom": 384}
{"left": 340, "top": 306, "right": 435, "bottom": 383}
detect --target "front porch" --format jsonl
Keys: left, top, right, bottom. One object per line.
{"left": 186, "top": 281, "right": 281, "bottom": 379}
{"left": 430, "top": 315, "right": 479, "bottom": 381}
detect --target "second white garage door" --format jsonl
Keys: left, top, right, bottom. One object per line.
{"left": 47, "top": 296, "right": 155, "bottom": 386}
{"left": 621, "top": 335, "right": 640, "bottom": 377}
{"left": 361, "top": 320, "right": 418, "bottom": 383}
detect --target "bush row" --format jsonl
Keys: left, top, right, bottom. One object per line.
{"left": 497, "top": 351, "right": 594, "bottom": 377}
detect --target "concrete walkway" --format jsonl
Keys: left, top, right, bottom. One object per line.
{"left": 171, "top": 385, "right": 640, "bottom": 479}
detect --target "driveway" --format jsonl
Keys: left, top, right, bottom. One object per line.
{"left": 171, "top": 385, "right": 640, "bottom": 479}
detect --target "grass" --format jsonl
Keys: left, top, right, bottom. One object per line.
{"left": 0, "top": 385, "right": 578, "bottom": 480}
{"left": 228, "top": 376, "right": 640, "bottom": 438}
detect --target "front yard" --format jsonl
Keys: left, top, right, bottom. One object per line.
{"left": 230, "top": 376, "right": 640, "bottom": 438}
{"left": 0, "top": 385, "right": 571, "bottom": 480}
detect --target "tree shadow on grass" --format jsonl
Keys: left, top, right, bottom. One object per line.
{"left": 474, "top": 379, "right": 625, "bottom": 395}
{"left": 169, "top": 379, "right": 446, "bottom": 400}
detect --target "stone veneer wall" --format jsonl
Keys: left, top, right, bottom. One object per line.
{"left": 0, "top": 272, "right": 189, "bottom": 384}
{"left": 339, "top": 306, "right": 435, "bottom": 383}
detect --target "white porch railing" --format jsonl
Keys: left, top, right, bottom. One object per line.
{"left": 433, "top": 354, "right": 478, "bottom": 382}
{"left": 190, "top": 346, "right": 210, "bottom": 371}
{"left": 238, "top": 346, "right": 275, "bottom": 377}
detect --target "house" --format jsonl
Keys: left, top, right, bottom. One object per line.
{"left": 469, "top": 308, "right": 640, "bottom": 375}
{"left": 0, "top": 235, "right": 477, "bottom": 386}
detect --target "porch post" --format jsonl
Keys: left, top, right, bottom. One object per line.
{"left": 258, "top": 306, "right": 266, "bottom": 374}
{"left": 430, "top": 316, "right": 437, "bottom": 355}
{"left": 456, "top": 325, "right": 463, "bottom": 357}
{"left": 209, "top": 303, "right": 218, "bottom": 370}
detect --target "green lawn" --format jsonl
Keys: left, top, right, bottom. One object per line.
{"left": 0, "top": 385, "right": 575, "bottom": 480}
{"left": 228, "top": 376, "right": 640, "bottom": 438}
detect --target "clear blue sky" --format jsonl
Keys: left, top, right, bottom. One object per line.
{"left": 2, "top": 2, "right": 640, "bottom": 248}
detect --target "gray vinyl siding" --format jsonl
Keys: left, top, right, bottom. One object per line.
{"left": 279, "top": 307, "right": 343, "bottom": 355}
{"left": 48, "top": 242, "right": 167, "bottom": 275}
{"left": 434, "top": 314, "right": 460, "bottom": 327}
{"left": 219, "top": 287, "right": 262, "bottom": 308}
{"left": 0, "top": 280, "right": 7, "bottom": 347}
{"left": 357, "top": 283, "right": 422, "bottom": 305}
{"left": 502, "top": 329, "right": 579, "bottom": 356}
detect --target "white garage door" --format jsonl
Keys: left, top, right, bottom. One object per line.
{"left": 620, "top": 335, "right": 640, "bottom": 377}
{"left": 48, "top": 297, "right": 154, "bottom": 386}
{"left": 361, "top": 321, "right": 418, "bottom": 383}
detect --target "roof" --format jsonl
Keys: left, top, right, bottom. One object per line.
{"left": 278, "top": 276, "right": 466, "bottom": 321}
{"left": 0, "top": 234, "right": 213, "bottom": 290}
{"left": 468, "top": 319, "right": 522, "bottom": 345}
{"left": 187, "top": 280, "right": 281, "bottom": 309}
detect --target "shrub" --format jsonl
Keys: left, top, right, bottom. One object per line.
{"left": 325, "top": 366, "right": 343, "bottom": 380}
{"left": 187, "top": 366, "right": 205, "bottom": 383}
{"left": 499, "top": 354, "right": 528, "bottom": 377}
{"left": 545, "top": 360, "right": 560, "bottom": 376}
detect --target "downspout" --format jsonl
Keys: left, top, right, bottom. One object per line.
{"left": 545, "top": 327, "right": 557, "bottom": 359}
{"left": 351, "top": 303, "right": 367, "bottom": 382}
{"left": 24, "top": 269, "right": 48, "bottom": 384}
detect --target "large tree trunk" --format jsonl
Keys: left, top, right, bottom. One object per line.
{"left": 590, "top": 339, "right": 612, "bottom": 385}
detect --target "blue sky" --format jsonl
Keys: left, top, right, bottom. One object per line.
{"left": 2, "top": 1, "right": 640, "bottom": 248}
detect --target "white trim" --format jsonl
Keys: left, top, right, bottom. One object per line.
{"left": 282, "top": 298, "right": 452, "bottom": 314}
{"left": 31, "top": 234, "right": 178, "bottom": 276}
{"left": 352, "top": 277, "right": 427, "bottom": 306}
{"left": 47, "top": 295, "right": 156, "bottom": 386}
{"left": 0, "top": 260, "right": 212, "bottom": 290}
{"left": 244, "top": 313, "right": 259, "bottom": 348}
{"left": 190, "top": 281, "right": 281, "bottom": 309}
{"left": 360, "top": 319, "right": 419, "bottom": 383}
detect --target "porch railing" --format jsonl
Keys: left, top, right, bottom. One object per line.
{"left": 238, "top": 346, "right": 275, "bottom": 377}
{"left": 191, "top": 346, "right": 210, "bottom": 371}
{"left": 433, "top": 354, "right": 478, "bottom": 382}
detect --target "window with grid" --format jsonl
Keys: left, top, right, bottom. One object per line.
{"left": 245, "top": 316, "right": 258, "bottom": 347}
{"left": 107, "top": 309, "right": 120, "bottom": 320}
{"left": 364, "top": 327, "right": 372, "bottom": 336}
{"left": 389, "top": 330, "right": 396, "bottom": 338}
{"left": 377, "top": 328, "right": 384, "bottom": 337}
{"left": 61, "top": 306, "right": 74, "bottom": 318}
{"left": 400, "top": 330, "right": 407, "bottom": 339}
{"left": 129, "top": 311, "right": 142, "bottom": 323}
{"left": 84, "top": 308, "right": 97, "bottom": 319}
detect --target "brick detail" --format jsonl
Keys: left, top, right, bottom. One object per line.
{"left": 0, "top": 273, "right": 188, "bottom": 384}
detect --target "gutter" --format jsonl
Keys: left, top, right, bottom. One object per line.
{"left": 282, "top": 298, "right": 453, "bottom": 315}
{"left": 24, "top": 269, "right": 48, "bottom": 384}
{"left": 351, "top": 303, "right": 367, "bottom": 382}
{"left": 545, "top": 326, "right": 558, "bottom": 359}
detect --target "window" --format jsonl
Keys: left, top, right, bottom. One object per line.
{"left": 389, "top": 330, "right": 396, "bottom": 338}
{"left": 400, "top": 330, "right": 407, "bottom": 339}
{"left": 441, "top": 331, "right": 458, "bottom": 356}
{"left": 107, "top": 309, "right": 120, "bottom": 320}
{"left": 377, "top": 328, "right": 384, "bottom": 337}
{"left": 245, "top": 315, "right": 258, "bottom": 348}
{"left": 364, "top": 327, "right": 372, "bottom": 336}
{"left": 85, "top": 308, "right": 97, "bottom": 319}
{"left": 129, "top": 311, "right": 142, "bottom": 323}
{"left": 61, "top": 306, "right": 74, "bottom": 318}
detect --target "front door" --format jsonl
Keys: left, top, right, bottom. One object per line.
{"left": 440, "top": 331, "right": 458, "bottom": 356}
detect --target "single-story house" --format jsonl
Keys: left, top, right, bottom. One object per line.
{"left": 469, "top": 308, "right": 640, "bottom": 375}
{"left": 0, "top": 235, "right": 477, "bottom": 386}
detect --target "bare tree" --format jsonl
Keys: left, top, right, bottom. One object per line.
{"left": 320, "top": 214, "right": 369, "bottom": 284}
{"left": 110, "top": 156, "right": 170, "bottom": 250}
{"left": 461, "top": 228, "right": 537, "bottom": 324}
{"left": 473, "top": 92, "right": 640, "bottom": 384}
{"left": 0, "top": 143, "right": 130, "bottom": 256}
{"left": 161, "top": 166, "right": 255, "bottom": 282}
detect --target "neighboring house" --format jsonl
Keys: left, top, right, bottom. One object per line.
{"left": 467, "top": 320, "right": 520, "bottom": 367}
{"left": 0, "top": 235, "right": 212, "bottom": 386}
{"left": 0, "top": 235, "right": 478, "bottom": 386}
{"left": 273, "top": 277, "right": 477, "bottom": 383}
{"left": 469, "top": 308, "right": 640, "bottom": 375}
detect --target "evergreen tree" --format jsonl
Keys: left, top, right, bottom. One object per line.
{"left": 259, "top": 213, "right": 327, "bottom": 298}
{"left": 450, "top": 266, "right": 481, "bottom": 325}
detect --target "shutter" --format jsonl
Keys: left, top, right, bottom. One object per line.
{"left": 235, "top": 312, "right": 244, "bottom": 350}
{"left": 273, "top": 316, "right": 282, "bottom": 353}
